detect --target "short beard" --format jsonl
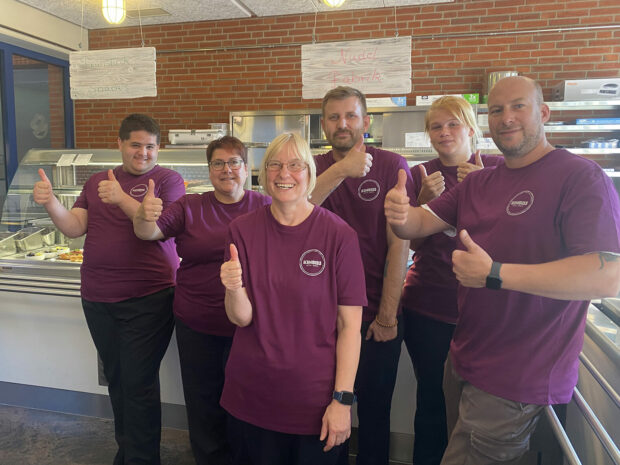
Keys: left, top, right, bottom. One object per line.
{"left": 494, "top": 125, "right": 544, "bottom": 159}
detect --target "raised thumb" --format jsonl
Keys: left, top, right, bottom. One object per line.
{"left": 419, "top": 164, "right": 428, "bottom": 178}
{"left": 146, "top": 179, "right": 155, "bottom": 197}
{"left": 475, "top": 150, "right": 484, "bottom": 167}
{"left": 396, "top": 169, "right": 408, "bottom": 192}
{"left": 459, "top": 229, "right": 479, "bottom": 252}
{"left": 229, "top": 243, "right": 239, "bottom": 262}
{"left": 38, "top": 168, "right": 50, "bottom": 184}
{"left": 108, "top": 169, "right": 117, "bottom": 182}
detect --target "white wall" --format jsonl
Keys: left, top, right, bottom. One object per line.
{"left": 0, "top": 0, "right": 87, "bottom": 59}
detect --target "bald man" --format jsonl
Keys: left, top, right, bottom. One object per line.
{"left": 384, "top": 76, "right": 620, "bottom": 464}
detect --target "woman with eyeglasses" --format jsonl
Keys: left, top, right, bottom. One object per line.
{"left": 133, "top": 136, "right": 270, "bottom": 465}
{"left": 220, "top": 132, "right": 367, "bottom": 465}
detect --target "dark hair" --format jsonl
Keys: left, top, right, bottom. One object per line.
{"left": 321, "top": 86, "right": 367, "bottom": 117}
{"left": 118, "top": 114, "right": 161, "bottom": 144}
{"left": 206, "top": 136, "right": 248, "bottom": 164}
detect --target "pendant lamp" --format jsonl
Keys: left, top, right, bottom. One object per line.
{"left": 323, "top": 0, "right": 346, "bottom": 7}
{"left": 102, "top": 0, "right": 126, "bottom": 24}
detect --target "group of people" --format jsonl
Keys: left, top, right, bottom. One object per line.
{"left": 33, "top": 77, "right": 619, "bottom": 465}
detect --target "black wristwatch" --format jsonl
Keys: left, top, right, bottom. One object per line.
{"left": 485, "top": 261, "right": 503, "bottom": 290}
{"left": 333, "top": 391, "right": 356, "bottom": 405}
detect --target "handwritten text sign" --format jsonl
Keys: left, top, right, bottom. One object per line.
{"left": 301, "top": 37, "right": 411, "bottom": 99}
{"left": 70, "top": 47, "right": 157, "bottom": 100}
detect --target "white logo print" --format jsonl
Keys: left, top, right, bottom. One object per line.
{"left": 299, "top": 249, "right": 326, "bottom": 277}
{"left": 358, "top": 179, "right": 380, "bottom": 202}
{"left": 130, "top": 184, "right": 148, "bottom": 198}
{"left": 506, "top": 190, "right": 534, "bottom": 216}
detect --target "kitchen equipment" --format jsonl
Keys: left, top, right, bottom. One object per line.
{"left": 14, "top": 227, "right": 45, "bottom": 252}
{"left": 482, "top": 71, "right": 519, "bottom": 103}
{"left": 168, "top": 129, "right": 226, "bottom": 145}
{"left": 0, "top": 232, "right": 18, "bottom": 257}
{"left": 553, "top": 79, "right": 620, "bottom": 101}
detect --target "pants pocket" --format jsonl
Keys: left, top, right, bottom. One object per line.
{"left": 470, "top": 429, "right": 530, "bottom": 462}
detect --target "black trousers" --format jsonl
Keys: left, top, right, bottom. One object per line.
{"left": 82, "top": 287, "right": 175, "bottom": 465}
{"left": 403, "top": 310, "right": 455, "bottom": 465}
{"left": 228, "top": 414, "right": 341, "bottom": 465}
{"left": 339, "top": 317, "right": 404, "bottom": 465}
{"left": 175, "top": 317, "right": 232, "bottom": 465}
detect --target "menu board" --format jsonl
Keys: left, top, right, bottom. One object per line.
{"left": 69, "top": 47, "right": 157, "bottom": 100}
{"left": 301, "top": 36, "right": 411, "bottom": 99}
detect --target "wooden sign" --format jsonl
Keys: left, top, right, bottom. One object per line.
{"left": 301, "top": 36, "right": 411, "bottom": 99}
{"left": 69, "top": 47, "right": 157, "bottom": 99}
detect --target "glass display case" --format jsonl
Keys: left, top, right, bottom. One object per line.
{"left": 0, "top": 147, "right": 213, "bottom": 295}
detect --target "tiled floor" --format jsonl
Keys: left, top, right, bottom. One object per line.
{"left": 0, "top": 404, "right": 195, "bottom": 465}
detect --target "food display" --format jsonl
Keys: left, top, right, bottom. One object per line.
{"left": 56, "top": 250, "right": 83, "bottom": 263}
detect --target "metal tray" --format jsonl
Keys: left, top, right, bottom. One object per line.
{"left": 0, "top": 232, "right": 18, "bottom": 257}
{"left": 14, "top": 227, "right": 45, "bottom": 252}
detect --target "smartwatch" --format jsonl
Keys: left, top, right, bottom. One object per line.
{"left": 333, "top": 391, "right": 356, "bottom": 405}
{"left": 485, "top": 261, "right": 503, "bottom": 290}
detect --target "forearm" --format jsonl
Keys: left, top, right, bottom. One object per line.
{"left": 115, "top": 193, "right": 141, "bottom": 220}
{"left": 390, "top": 206, "right": 448, "bottom": 240}
{"left": 334, "top": 310, "right": 362, "bottom": 391}
{"left": 44, "top": 198, "right": 87, "bottom": 238}
{"left": 377, "top": 235, "right": 409, "bottom": 323}
{"left": 310, "top": 163, "right": 348, "bottom": 206}
{"left": 225, "top": 288, "right": 253, "bottom": 327}
{"left": 133, "top": 216, "right": 164, "bottom": 241}
{"left": 500, "top": 253, "right": 620, "bottom": 300}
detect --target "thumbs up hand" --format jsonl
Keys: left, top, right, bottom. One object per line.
{"left": 417, "top": 163, "right": 445, "bottom": 205}
{"left": 33, "top": 169, "right": 55, "bottom": 206}
{"left": 136, "top": 179, "right": 163, "bottom": 222}
{"left": 221, "top": 244, "right": 243, "bottom": 290}
{"left": 98, "top": 169, "right": 125, "bottom": 204}
{"left": 340, "top": 135, "right": 373, "bottom": 178}
{"left": 452, "top": 229, "right": 493, "bottom": 288}
{"left": 384, "top": 169, "right": 411, "bottom": 226}
{"left": 457, "top": 150, "right": 484, "bottom": 183}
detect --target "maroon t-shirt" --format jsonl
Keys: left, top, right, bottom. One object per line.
{"left": 402, "top": 154, "right": 501, "bottom": 324}
{"left": 157, "top": 190, "right": 271, "bottom": 336}
{"left": 74, "top": 165, "right": 185, "bottom": 302}
{"left": 428, "top": 149, "right": 620, "bottom": 404}
{"left": 220, "top": 205, "right": 367, "bottom": 434}
{"left": 314, "top": 146, "right": 415, "bottom": 321}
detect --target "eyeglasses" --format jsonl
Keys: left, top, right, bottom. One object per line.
{"left": 210, "top": 158, "right": 244, "bottom": 171}
{"left": 265, "top": 160, "right": 308, "bottom": 173}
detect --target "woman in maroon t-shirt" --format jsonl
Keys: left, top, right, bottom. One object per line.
{"left": 220, "top": 133, "right": 366, "bottom": 465}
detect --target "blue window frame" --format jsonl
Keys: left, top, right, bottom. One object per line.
{"left": 0, "top": 42, "right": 74, "bottom": 185}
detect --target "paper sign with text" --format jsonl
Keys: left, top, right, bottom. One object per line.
{"left": 301, "top": 37, "right": 411, "bottom": 99}
{"left": 70, "top": 47, "right": 157, "bottom": 100}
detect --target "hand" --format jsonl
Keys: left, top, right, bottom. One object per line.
{"left": 339, "top": 136, "right": 372, "bottom": 178}
{"left": 136, "top": 179, "right": 162, "bottom": 222}
{"left": 417, "top": 164, "right": 445, "bottom": 205}
{"left": 457, "top": 150, "right": 484, "bottom": 183}
{"left": 320, "top": 400, "right": 351, "bottom": 452}
{"left": 33, "top": 169, "right": 54, "bottom": 205}
{"left": 221, "top": 244, "right": 243, "bottom": 290}
{"left": 384, "top": 169, "right": 411, "bottom": 226}
{"left": 452, "top": 229, "right": 493, "bottom": 288}
{"left": 365, "top": 319, "right": 398, "bottom": 342}
{"left": 98, "top": 169, "right": 125, "bottom": 204}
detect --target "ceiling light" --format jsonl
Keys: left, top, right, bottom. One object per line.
{"left": 323, "top": 0, "right": 346, "bottom": 7}
{"left": 102, "top": 0, "right": 126, "bottom": 25}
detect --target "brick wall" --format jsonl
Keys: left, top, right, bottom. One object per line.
{"left": 76, "top": 0, "right": 620, "bottom": 148}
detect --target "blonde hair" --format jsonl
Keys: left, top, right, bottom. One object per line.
{"left": 259, "top": 132, "right": 316, "bottom": 197}
{"left": 424, "top": 96, "right": 481, "bottom": 140}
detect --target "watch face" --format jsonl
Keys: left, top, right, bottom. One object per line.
{"left": 334, "top": 391, "right": 356, "bottom": 405}
{"left": 486, "top": 276, "right": 502, "bottom": 290}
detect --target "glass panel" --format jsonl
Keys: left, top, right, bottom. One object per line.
{"left": 13, "top": 54, "right": 66, "bottom": 163}
{"left": 0, "top": 54, "right": 5, "bottom": 212}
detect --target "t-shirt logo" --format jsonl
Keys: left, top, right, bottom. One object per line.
{"left": 130, "top": 184, "right": 148, "bottom": 198}
{"left": 357, "top": 179, "right": 380, "bottom": 202}
{"left": 506, "top": 190, "right": 534, "bottom": 216}
{"left": 299, "top": 249, "right": 326, "bottom": 277}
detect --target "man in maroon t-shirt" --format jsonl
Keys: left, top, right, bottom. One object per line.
{"left": 33, "top": 114, "right": 185, "bottom": 465}
{"left": 385, "top": 77, "right": 620, "bottom": 465}
{"left": 313, "top": 86, "right": 414, "bottom": 465}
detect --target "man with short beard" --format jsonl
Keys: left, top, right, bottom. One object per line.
{"left": 384, "top": 76, "right": 620, "bottom": 465}
{"left": 312, "top": 86, "right": 415, "bottom": 465}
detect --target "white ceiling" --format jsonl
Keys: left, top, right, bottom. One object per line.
{"left": 16, "top": 0, "right": 451, "bottom": 30}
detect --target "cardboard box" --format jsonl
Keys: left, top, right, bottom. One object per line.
{"left": 552, "top": 79, "right": 620, "bottom": 101}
